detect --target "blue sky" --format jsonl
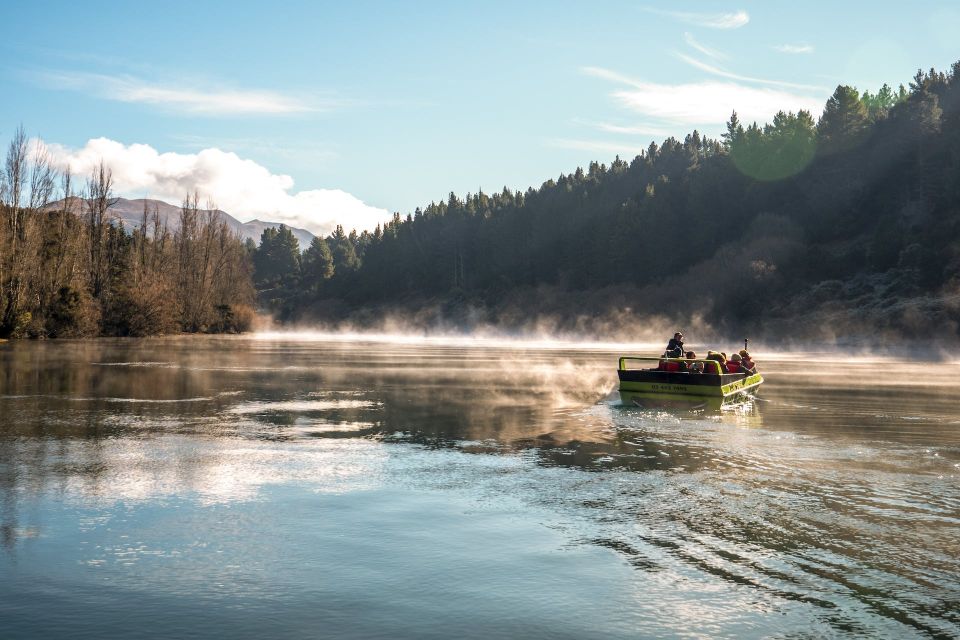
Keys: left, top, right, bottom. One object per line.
{"left": 3, "top": 1, "right": 959, "bottom": 233}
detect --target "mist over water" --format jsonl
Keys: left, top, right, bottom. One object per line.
{"left": 1, "top": 334, "right": 958, "bottom": 638}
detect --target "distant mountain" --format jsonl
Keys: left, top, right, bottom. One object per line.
{"left": 44, "top": 197, "right": 316, "bottom": 249}
{"left": 239, "top": 218, "right": 316, "bottom": 251}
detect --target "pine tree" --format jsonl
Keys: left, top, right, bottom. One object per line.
{"left": 722, "top": 111, "right": 744, "bottom": 149}
{"left": 301, "top": 236, "right": 334, "bottom": 292}
{"left": 330, "top": 225, "right": 360, "bottom": 272}
{"left": 253, "top": 225, "right": 301, "bottom": 288}
{"left": 817, "top": 85, "right": 870, "bottom": 153}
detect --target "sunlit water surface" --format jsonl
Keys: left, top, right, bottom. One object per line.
{"left": 1, "top": 336, "right": 958, "bottom": 638}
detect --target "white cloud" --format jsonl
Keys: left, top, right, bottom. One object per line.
{"left": 611, "top": 80, "right": 824, "bottom": 125}
{"left": 41, "top": 137, "right": 391, "bottom": 235}
{"left": 645, "top": 8, "right": 749, "bottom": 29}
{"left": 33, "top": 71, "right": 335, "bottom": 115}
{"left": 583, "top": 65, "right": 827, "bottom": 132}
{"left": 683, "top": 32, "right": 726, "bottom": 60}
{"left": 774, "top": 44, "right": 814, "bottom": 54}
{"left": 675, "top": 53, "right": 825, "bottom": 91}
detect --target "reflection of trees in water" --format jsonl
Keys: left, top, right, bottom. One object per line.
{"left": 4, "top": 340, "right": 960, "bottom": 632}
{"left": 0, "top": 440, "right": 17, "bottom": 550}
{"left": 0, "top": 339, "right": 765, "bottom": 517}
{"left": 372, "top": 387, "right": 767, "bottom": 475}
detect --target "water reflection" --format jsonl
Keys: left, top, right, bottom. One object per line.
{"left": 1, "top": 337, "right": 959, "bottom": 637}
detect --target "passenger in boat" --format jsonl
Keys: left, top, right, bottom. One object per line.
{"left": 685, "top": 351, "right": 704, "bottom": 373}
{"left": 739, "top": 350, "right": 757, "bottom": 374}
{"left": 664, "top": 332, "right": 684, "bottom": 359}
{"left": 658, "top": 358, "right": 683, "bottom": 372}
{"left": 726, "top": 353, "right": 743, "bottom": 374}
{"left": 706, "top": 351, "right": 728, "bottom": 373}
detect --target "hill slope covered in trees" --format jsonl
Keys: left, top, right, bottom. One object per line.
{"left": 254, "top": 64, "right": 960, "bottom": 344}
{"left": 6, "top": 62, "right": 960, "bottom": 344}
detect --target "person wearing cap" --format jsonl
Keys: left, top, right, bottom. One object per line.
{"left": 664, "top": 332, "right": 684, "bottom": 359}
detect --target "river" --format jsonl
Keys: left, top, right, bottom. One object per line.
{"left": 1, "top": 335, "right": 958, "bottom": 638}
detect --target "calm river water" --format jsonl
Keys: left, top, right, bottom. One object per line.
{"left": 1, "top": 335, "right": 958, "bottom": 639}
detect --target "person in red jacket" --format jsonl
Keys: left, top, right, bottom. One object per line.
{"left": 705, "top": 351, "right": 727, "bottom": 373}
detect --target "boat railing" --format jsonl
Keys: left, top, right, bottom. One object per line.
{"left": 618, "top": 356, "right": 724, "bottom": 375}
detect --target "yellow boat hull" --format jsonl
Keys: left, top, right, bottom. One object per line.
{"left": 617, "top": 356, "right": 763, "bottom": 409}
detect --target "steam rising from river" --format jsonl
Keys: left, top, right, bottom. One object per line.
{"left": 254, "top": 329, "right": 662, "bottom": 353}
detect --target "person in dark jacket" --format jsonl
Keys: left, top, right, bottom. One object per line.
{"left": 739, "top": 350, "right": 757, "bottom": 374}
{"left": 664, "top": 332, "right": 684, "bottom": 358}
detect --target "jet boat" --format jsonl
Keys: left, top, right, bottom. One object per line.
{"left": 617, "top": 356, "right": 763, "bottom": 409}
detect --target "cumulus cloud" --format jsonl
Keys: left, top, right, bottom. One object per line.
{"left": 33, "top": 70, "right": 337, "bottom": 115}
{"left": 41, "top": 137, "right": 391, "bottom": 236}
{"left": 774, "top": 44, "right": 814, "bottom": 54}
{"left": 645, "top": 8, "right": 749, "bottom": 29}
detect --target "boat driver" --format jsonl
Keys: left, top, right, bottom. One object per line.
{"left": 664, "top": 332, "right": 684, "bottom": 359}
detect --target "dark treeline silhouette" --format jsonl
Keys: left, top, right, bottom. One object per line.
{"left": 253, "top": 63, "right": 960, "bottom": 341}
{"left": 0, "top": 130, "right": 255, "bottom": 338}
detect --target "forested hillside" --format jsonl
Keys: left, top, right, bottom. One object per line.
{"left": 6, "top": 62, "right": 960, "bottom": 343}
{"left": 255, "top": 64, "right": 960, "bottom": 342}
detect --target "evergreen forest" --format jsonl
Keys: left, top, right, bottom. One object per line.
{"left": 254, "top": 64, "right": 960, "bottom": 342}
{"left": 5, "top": 62, "right": 960, "bottom": 342}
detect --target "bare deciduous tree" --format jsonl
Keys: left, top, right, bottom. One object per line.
{"left": 1, "top": 127, "right": 256, "bottom": 338}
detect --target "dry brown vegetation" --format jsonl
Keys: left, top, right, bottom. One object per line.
{"left": 0, "top": 126, "right": 255, "bottom": 338}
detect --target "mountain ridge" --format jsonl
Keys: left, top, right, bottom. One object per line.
{"left": 44, "top": 196, "right": 316, "bottom": 249}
